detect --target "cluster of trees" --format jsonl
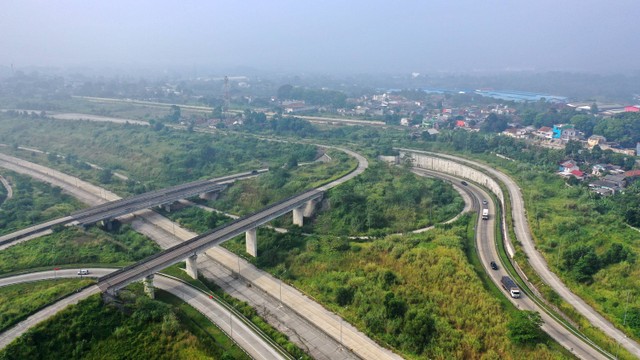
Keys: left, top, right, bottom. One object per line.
{"left": 562, "top": 243, "right": 634, "bottom": 283}
{"left": 316, "top": 163, "right": 462, "bottom": 235}
{"left": 593, "top": 112, "right": 640, "bottom": 148}
{"left": 0, "top": 172, "right": 82, "bottom": 236}
{"left": 507, "top": 311, "right": 544, "bottom": 344}
{"left": 480, "top": 113, "right": 510, "bottom": 133}
{"left": 243, "top": 110, "right": 317, "bottom": 137}
{"left": 519, "top": 107, "right": 577, "bottom": 128}
{"left": 159, "top": 207, "right": 230, "bottom": 234}
{"left": 277, "top": 84, "right": 347, "bottom": 108}
{"left": 615, "top": 183, "right": 640, "bottom": 227}
{"left": 0, "top": 292, "right": 242, "bottom": 360}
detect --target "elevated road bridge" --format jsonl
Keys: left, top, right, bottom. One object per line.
{"left": 98, "top": 189, "right": 324, "bottom": 296}
{"left": 0, "top": 168, "right": 266, "bottom": 247}
{"left": 69, "top": 170, "right": 266, "bottom": 228}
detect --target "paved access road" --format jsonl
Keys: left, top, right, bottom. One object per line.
{"left": 0, "top": 270, "right": 288, "bottom": 360}
{"left": 418, "top": 151, "right": 640, "bottom": 357}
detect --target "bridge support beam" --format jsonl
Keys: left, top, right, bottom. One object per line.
{"left": 186, "top": 254, "right": 198, "bottom": 279}
{"left": 199, "top": 191, "right": 219, "bottom": 201}
{"left": 143, "top": 274, "right": 155, "bottom": 299}
{"left": 245, "top": 228, "right": 257, "bottom": 257}
{"left": 292, "top": 206, "right": 304, "bottom": 226}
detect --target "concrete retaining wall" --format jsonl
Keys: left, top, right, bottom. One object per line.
{"left": 399, "top": 150, "right": 515, "bottom": 257}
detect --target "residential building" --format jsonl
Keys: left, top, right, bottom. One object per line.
{"left": 536, "top": 126, "right": 553, "bottom": 139}
{"left": 587, "top": 135, "right": 607, "bottom": 148}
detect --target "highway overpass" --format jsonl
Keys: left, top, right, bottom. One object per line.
{"left": 0, "top": 169, "right": 265, "bottom": 247}
{"left": 69, "top": 170, "right": 267, "bottom": 228}
{"left": 97, "top": 189, "right": 323, "bottom": 296}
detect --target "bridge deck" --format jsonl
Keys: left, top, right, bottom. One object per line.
{"left": 98, "top": 189, "right": 323, "bottom": 292}
{"left": 71, "top": 171, "right": 260, "bottom": 225}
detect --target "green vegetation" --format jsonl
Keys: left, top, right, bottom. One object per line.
{"left": 508, "top": 311, "right": 544, "bottom": 345}
{"left": 592, "top": 112, "right": 640, "bottom": 148}
{"left": 0, "top": 279, "right": 94, "bottom": 333}
{"left": 0, "top": 177, "right": 6, "bottom": 205}
{"left": 208, "top": 149, "right": 357, "bottom": 216}
{"left": 162, "top": 265, "right": 312, "bottom": 360}
{"left": 159, "top": 206, "right": 231, "bottom": 234}
{"left": 225, "top": 217, "right": 568, "bottom": 359}
{"left": 0, "top": 113, "right": 321, "bottom": 193}
{"left": 0, "top": 288, "right": 247, "bottom": 360}
{"left": 0, "top": 102, "right": 596, "bottom": 357}
{"left": 0, "top": 171, "right": 84, "bottom": 236}
{"left": 312, "top": 163, "right": 462, "bottom": 235}
{"left": 511, "top": 170, "right": 640, "bottom": 338}
{"left": 277, "top": 84, "right": 347, "bottom": 108}
{"left": 0, "top": 226, "right": 159, "bottom": 275}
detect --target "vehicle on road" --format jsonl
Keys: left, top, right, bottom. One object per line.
{"left": 482, "top": 208, "right": 489, "bottom": 220}
{"left": 77, "top": 269, "right": 89, "bottom": 275}
{"left": 482, "top": 199, "right": 488, "bottom": 205}
{"left": 461, "top": 181, "right": 468, "bottom": 186}
{"left": 501, "top": 276, "right": 521, "bottom": 298}
{"left": 490, "top": 261, "right": 498, "bottom": 270}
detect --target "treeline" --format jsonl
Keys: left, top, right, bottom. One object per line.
{"left": 277, "top": 84, "right": 347, "bottom": 108}
{"left": 501, "top": 106, "right": 640, "bottom": 148}
{"left": 243, "top": 110, "right": 316, "bottom": 137}
{"left": 315, "top": 162, "right": 462, "bottom": 235}
{"left": 561, "top": 242, "right": 634, "bottom": 283}
{"left": 419, "top": 129, "right": 635, "bottom": 170}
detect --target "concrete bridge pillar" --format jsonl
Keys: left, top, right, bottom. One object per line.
{"left": 199, "top": 191, "right": 219, "bottom": 201}
{"left": 292, "top": 206, "right": 304, "bottom": 226}
{"left": 103, "top": 289, "right": 119, "bottom": 303}
{"left": 100, "top": 219, "right": 114, "bottom": 231}
{"left": 245, "top": 228, "right": 257, "bottom": 257}
{"left": 143, "top": 274, "right": 155, "bottom": 299}
{"left": 303, "top": 198, "right": 318, "bottom": 217}
{"left": 186, "top": 254, "right": 198, "bottom": 279}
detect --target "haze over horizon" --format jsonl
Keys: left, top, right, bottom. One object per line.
{"left": 2, "top": 1, "right": 639, "bottom": 75}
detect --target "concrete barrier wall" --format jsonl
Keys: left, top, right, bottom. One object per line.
{"left": 399, "top": 150, "right": 515, "bottom": 257}
{"left": 402, "top": 152, "right": 504, "bottom": 203}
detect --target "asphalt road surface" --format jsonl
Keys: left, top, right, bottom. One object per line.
{"left": 413, "top": 168, "right": 607, "bottom": 360}
{"left": 421, "top": 151, "right": 640, "bottom": 358}
{"left": 0, "top": 269, "right": 287, "bottom": 360}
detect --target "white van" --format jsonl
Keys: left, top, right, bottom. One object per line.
{"left": 77, "top": 269, "right": 90, "bottom": 275}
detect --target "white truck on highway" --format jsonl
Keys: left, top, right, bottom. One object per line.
{"left": 501, "top": 276, "right": 521, "bottom": 298}
{"left": 482, "top": 208, "right": 489, "bottom": 220}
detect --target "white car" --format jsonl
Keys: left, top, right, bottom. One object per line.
{"left": 77, "top": 269, "right": 90, "bottom": 275}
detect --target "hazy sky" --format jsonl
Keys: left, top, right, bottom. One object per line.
{"left": 1, "top": 1, "right": 638, "bottom": 74}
